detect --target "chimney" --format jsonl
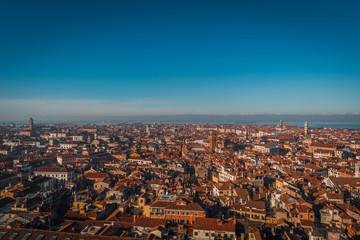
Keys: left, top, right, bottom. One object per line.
{"left": 133, "top": 215, "right": 136, "bottom": 224}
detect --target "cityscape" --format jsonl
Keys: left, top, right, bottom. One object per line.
{"left": 1, "top": 1, "right": 360, "bottom": 240}
{"left": 1, "top": 118, "right": 360, "bottom": 239}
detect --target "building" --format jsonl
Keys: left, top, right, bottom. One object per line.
{"left": 146, "top": 200, "right": 172, "bottom": 219}
{"left": 133, "top": 217, "right": 166, "bottom": 237}
{"left": 304, "top": 164, "right": 328, "bottom": 176}
{"left": 0, "top": 227, "right": 137, "bottom": 240}
{"left": 57, "top": 154, "right": 75, "bottom": 165}
{"left": 230, "top": 201, "right": 266, "bottom": 223}
{"left": 29, "top": 118, "right": 33, "bottom": 130}
{"left": 309, "top": 143, "right": 336, "bottom": 153}
{"left": 213, "top": 182, "right": 234, "bottom": 198}
{"left": 218, "top": 167, "right": 238, "bottom": 182}
{"left": 193, "top": 218, "right": 236, "bottom": 240}
{"left": 356, "top": 161, "right": 360, "bottom": 177}
{"left": 164, "top": 199, "right": 206, "bottom": 224}
{"left": 60, "top": 142, "right": 79, "bottom": 149}
{"left": 209, "top": 131, "right": 216, "bottom": 152}
{"left": 0, "top": 172, "right": 18, "bottom": 190}
{"left": 34, "top": 166, "right": 75, "bottom": 186}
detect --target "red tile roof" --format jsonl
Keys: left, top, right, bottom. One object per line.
{"left": 193, "top": 217, "right": 235, "bottom": 231}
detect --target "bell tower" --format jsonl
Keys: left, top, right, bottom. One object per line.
{"left": 210, "top": 131, "right": 217, "bottom": 152}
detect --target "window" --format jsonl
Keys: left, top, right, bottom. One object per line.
{"left": 230, "top": 234, "right": 234, "bottom": 238}
{"left": 225, "top": 234, "right": 228, "bottom": 238}
{"left": 211, "top": 233, "right": 215, "bottom": 237}
{"left": 194, "top": 232, "right": 198, "bottom": 236}
{"left": 22, "top": 233, "right": 31, "bottom": 240}
{"left": 300, "top": 215, "right": 303, "bottom": 218}
{"left": 172, "top": 211, "right": 175, "bottom": 214}
{"left": 186, "top": 212, "right": 189, "bottom": 215}
{"left": 182, "top": 211, "right": 185, "bottom": 215}
{"left": 205, "top": 232, "right": 209, "bottom": 236}
{"left": 49, "top": 237, "right": 57, "bottom": 240}
{"left": 311, "top": 215, "right": 313, "bottom": 219}
{"left": 195, "top": 212, "right": 198, "bottom": 216}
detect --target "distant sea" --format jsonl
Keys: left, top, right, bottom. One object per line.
{"left": 89, "top": 115, "right": 360, "bottom": 129}
{"left": 10, "top": 114, "right": 360, "bottom": 130}
{"left": 249, "top": 121, "right": 360, "bottom": 129}
{"left": 90, "top": 120, "right": 360, "bottom": 129}
{"left": 61, "top": 120, "right": 360, "bottom": 130}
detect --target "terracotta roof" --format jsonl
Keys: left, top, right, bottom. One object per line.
{"left": 134, "top": 217, "right": 166, "bottom": 228}
{"left": 166, "top": 201, "right": 204, "bottom": 212}
{"left": 150, "top": 200, "right": 173, "bottom": 208}
{"left": 245, "top": 201, "right": 266, "bottom": 210}
{"left": 84, "top": 172, "right": 110, "bottom": 179}
{"left": 193, "top": 217, "right": 235, "bottom": 232}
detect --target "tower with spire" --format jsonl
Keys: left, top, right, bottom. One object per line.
{"left": 304, "top": 121, "right": 308, "bottom": 137}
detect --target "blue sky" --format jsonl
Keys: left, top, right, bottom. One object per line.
{"left": 0, "top": 0, "right": 360, "bottom": 120}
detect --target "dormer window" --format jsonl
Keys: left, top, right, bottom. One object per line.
{"left": 176, "top": 200, "right": 186, "bottom": 205}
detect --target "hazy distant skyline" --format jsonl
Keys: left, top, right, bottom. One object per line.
{"left": 4, "top": 114, "right": 360, "bottom": 131}
{"left": 1, "top": 0, "right": 360, "bottom": 119}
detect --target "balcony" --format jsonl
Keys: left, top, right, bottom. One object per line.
{"left": 150, "top": 212, "right": 164, "bottom": 217}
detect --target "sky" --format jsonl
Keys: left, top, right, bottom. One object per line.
{"left": 0, "top": 0, "right": 360, "bottom": 121}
